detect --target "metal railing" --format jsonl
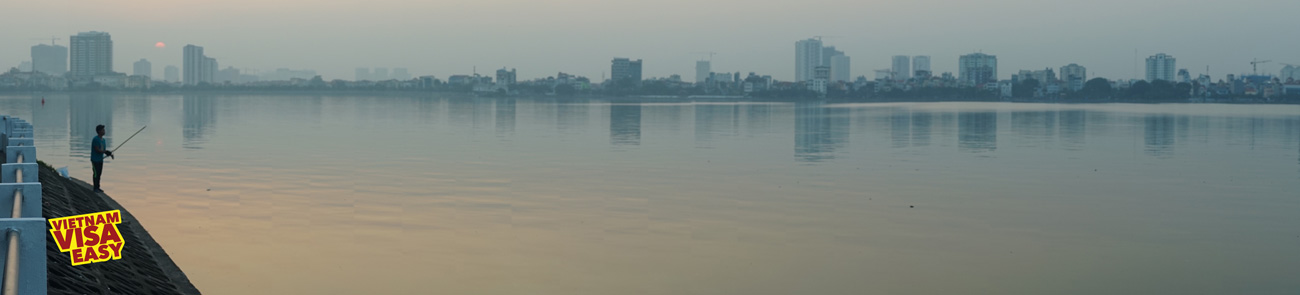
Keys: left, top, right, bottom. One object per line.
{"left": 0, "top": 116, "right": 47, "bottom": 295}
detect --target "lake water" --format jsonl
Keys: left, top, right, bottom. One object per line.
{"left": 2, "top": 94, "right": 1298, "bottom": 294}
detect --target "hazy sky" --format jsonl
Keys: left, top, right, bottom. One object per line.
{"left": 3, "top": 0, "right": 1298, "bottom": 82}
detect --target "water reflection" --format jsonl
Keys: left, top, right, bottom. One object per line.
{"left": 1144, "top": 115, "right": 1175, "bottom": 157}
{"left": 182, "top": 95, "right": 215, "bottom": 149}
{"left": 794, "top": 102, "right": 849, "bottom": 162}
{"left": 495, "top": 99, "right": 515, "bottom": 135}
{"left": 609, "top": 103, "right": 641, "bottom": 146}
{"left": 1059, "top": 110, "right": 1086, "bottom": 150}
{"left": 890, "top": 108, "right": 910, "bottom": 148}
{"left": 958, "top": 111, "right": 997, "bottom": 153}
{"left": 70, "top": 94, "right": 113, "bottom": 158}
{"left": 911, "top": 111, "right": 931, "bottom": 147}
{"left": 694, "top": 104, "right": 739, "bottom": 146}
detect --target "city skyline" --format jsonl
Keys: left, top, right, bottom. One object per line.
{"left": 2, "top": 0, "right": 1298, "bottom": 81}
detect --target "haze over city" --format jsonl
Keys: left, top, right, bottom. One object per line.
{"left": 3, "top": 0, "right": 1298, "bottom": 81}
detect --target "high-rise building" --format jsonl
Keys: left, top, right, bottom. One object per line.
{"left": 496, "top": 68, "right": 517, "bottom": 85}
{"left": 959, "top": 53, "right": 998, "bottom": 85}
{"left": 821, "top": 46, "right": 843, "bottom": 68}
{"left": 355, "top": 68, "right": 370, "bottom": 81}
{"left": 164, "top": 65, "right": 179, "bottom": 83}
{"left": 912, "top": 56, "right": 931, "bottom": 78}
{"left": 392, "top": 68, "right": 411, "bottom": 80}
{"left": 1060, "top": 63, "right": 1087, "bottom": 91}
{"left": 133, "top": 59, "right": 151, "bottom": 78}
{"left": 183, "top": 45, "right": 207, "bottom": 85}
{"left": 795, "top": 38, "right": 823, "bottom": 82}
{"left": 1145, "top": 53, "right": 1176, "bottom": 82}
{"left": 610, "top": 58, "right": 642, "bottom": 83}
{"left": 1282, "top": 65, "right": 1300, "bottom": 81}
{"left": 31, "top": 44, "right": 68, "bottom": 75}
{"left": 69, "top": 31, "right": 113, "bottom": 77}
{"left": 204, "top": 57, "right": 218, "bottom": 83}
{"left": 695, "top": 60, "right": 710, "bottom": 83}
{"left": 892, "top": 55, "right": 911, "bottom": 81}
{"left": 830, "top": 55, "right": 851, "bottom": 83}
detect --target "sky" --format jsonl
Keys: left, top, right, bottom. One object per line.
{"left": 2, "top": 0, "right": 1298, "bottom": 82}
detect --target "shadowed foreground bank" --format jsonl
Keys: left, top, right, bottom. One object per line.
{"left": 38, "top": 163, "right": 200, "bottom": 294}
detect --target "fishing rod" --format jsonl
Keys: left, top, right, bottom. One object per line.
{"left": 111, "top": 125, "right": 147, "bottom": 153}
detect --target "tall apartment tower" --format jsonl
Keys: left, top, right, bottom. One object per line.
{"left": 1145, "top": 53, "right": 1176, "bottom": 82}
{"left": 69, "top": 31, "right": 113, "bottom": 77}
{"left": 31, "top": 44, "right": 68, "bottom": 75}
{"left": 164, "top": 65, "right": 179, "bottom": 82}
{"left": 959, "top": 53, "right": 998, "bottom": 85}
{"left": 133, "top": 59, "right": 152, "bottom": 78}
{"left": 830, "top": 55, "right": 851, "bottom": 82}
{"left": 912, "top": 56, "right": 931, "bottom": 78}
{"left": 611, "top": 58, "right": 643, "bottom": 83}
{"left": 794, "top": 38, "right": 823, "bottom": 82}
{"left": 891, "top": 55, "right": 911, "bottom": 81}
{"left": 183, "top": 45, "right": 206, "bottom": 85}
{"left": 695, "top": 60, "right": 711, "bottom": 83}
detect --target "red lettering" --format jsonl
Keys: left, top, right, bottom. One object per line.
{"left": 51, "top": 230, "right": 75, "bottom": 250}
{"left": 97, "top": 244, "right": 112, "bottom": 260}
{"left": 105, "top": 211, "right": 121, "bottom": 224}
{"left": 82, "top": 225, "right": 100, "bottom": 247}
{"left": 70, "top": 248, "right": 85, "bottom": 264}
{"left": 106, "top": 242, "right": 124, "bottom": 259}
{"left": 81, "top": 246, "right": 100, "bottom": 261}
{"left": 98, "top": 224, "right": 122, "bottom": 244}
{"left": 95, "top": 214, "right": 106, "bottom": 225}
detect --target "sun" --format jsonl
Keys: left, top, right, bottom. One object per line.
{"left": 155, "top": 42, "right": 166, "bottom": 48}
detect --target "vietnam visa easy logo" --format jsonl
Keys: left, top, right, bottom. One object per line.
{"left": 48, "top": 210, "right": 125, "bottom": 265}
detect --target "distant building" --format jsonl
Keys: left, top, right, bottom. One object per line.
{"left": 811, "top": 66, "right": 830, "bottom": 94}
{"left": 183, "top": 45, "right": 207, "bottom": 85}
{"left": 830, "top": 55, "right": 851, "bottom": 83}
{"left": 133, "top": 59, "right": 151, "bottom": 78}
{"left": 392, "top": 68, "right": 411, "bottom": 80}
{"left": 373, "top": 68, "right": 389, "bottom": 80}
{"left": 203, "top": 57, "right": 217, "bottom": 84}
{"left": 495, "top": 68, "right": 517, "bottom": 85}
{"left": 217, "top": 67, "right": 240, "bottom": 83}
{"left": 1176, "top": 69, "right": 1191, "bottom": 84}
{"left": 913, "top": 56, "right": 931, "bottom": 78}
{"left": 610, "top": 58, "right": 642, "bottom": 84}
{"left": 1145, "top": 53, "right": 1175, "bottom": 82}
{"left": 17, "top": 61, "right": 32, "bottom": 72}
{"left": 959, "top": 53, "right": 997, "bottom": 85}
{"left": 695, "top": 60, "right": 710, "bottom": 83}
{"left": 892, "top": 55, "right": 911, "bottom": 81}
{"left": 1060, "top": 63, "right": 1087, "bottom": 91}
{"left": 794, "top": 38, "right": 823, "bottom": 82}
{"left": 164, "top": 65, "right": 179, "bottom": 83}
{"left": 69, "top": 31, "right": 113, "bottom": 77}
{"left": 31, "top": 44, "right": 68, "bottom": 75}
{"left": 354, "top": 68, "right": 370, "bottom": 81}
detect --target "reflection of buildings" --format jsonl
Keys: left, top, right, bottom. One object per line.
{"left": 68, "top": 94, "right": 113, "bottom": 158}
{"left": 495, "top": 99, "right": 515, "bottom": 135}
{"left": 609, "top": 104, "right": 641, "bottom": 146}
{"left": 1144, "top": 115, "right": 1175, "bottom": 156}
{"left": 911, "top": 111, "right": 932, "bottom": 147}
{"left": 32, "top": 95, "right": 69, "bottom": 144}
{"left": 958, "top": 111, "right": 997, "bottom": 152}
{"left": 557, "top": 102, "right": 588, "bottom": 133}
{"left": 182, "top": 95, "right": 216, "bottom": 147}
{"left": 694, "top": 104, "right": 739, "bottom": 146}
{"left": 794, "top": 102, "right": 849, "bottom": 162}
{"left": 1010, "top": 111, "right": 1056, "bottom": 146}
{"left": 1059, "top": 110, "right": 1086, "bottom": 149}
{"left": 744, "top": 104, "right": 773, "bottom": 136}
{"left": 890, "top": 108, "right": 910, "bottom": 148}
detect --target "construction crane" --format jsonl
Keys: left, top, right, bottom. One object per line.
{"left": 690, "top": 51, "right": 717, "bottom": 61}
{"left": 28, "top": 37, "right": 60, "bottom": 45}
{"left": 1250, "top": 58, "right": 1271, "bottom": 75}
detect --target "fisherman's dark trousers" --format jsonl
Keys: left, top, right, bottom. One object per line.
{"left": 92, "top": 161, "right": 103, "bottom": 190}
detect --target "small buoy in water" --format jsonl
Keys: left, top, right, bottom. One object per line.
{"left": 909, "top": 205, "right": 914, "bottom": 208}
{"left": 206, "top": 188, "right": 211, "bottom": 191}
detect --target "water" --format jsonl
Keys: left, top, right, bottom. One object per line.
{"left": 3, "top": 94, "right": 1298, "bottom": 294}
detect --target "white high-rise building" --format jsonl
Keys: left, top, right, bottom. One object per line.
{"left": 795, "top": 38, "right": 823, "bottom": 82}
{"left": 69, "top": 31, "right": 113, "bottom": 77}
{"left": 183, "top": 45, "right": 206, "bottom": 85}
{"left": 1145, "top": 53, "right": 1176, "bottom": 82}
{"left": 1060, "top": 63, "right": 1087, "bottom": 91}
{"left": 830, "top": 55, "right": 851, "bottom": 82}
{"left": 133, "top": 59, "right": 151, "bottom": 78}
{"left": 912, "top": 56, "right": 931, "bottom": 78}
{"left": 892, "top": 55, "right": 911, "bottom": 81}
{"left": 695, "top": 60, "right": 710, "bottom": 83}
{"left": 959, "top": 53, "right": 998, "bottom": 85}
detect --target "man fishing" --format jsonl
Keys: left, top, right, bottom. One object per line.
{"left": 92, "top": 124, "right": 114, "bottom": 193}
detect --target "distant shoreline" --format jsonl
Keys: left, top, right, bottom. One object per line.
{"left": 1, "top": 90, "right": 1295, "bottom": 105}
